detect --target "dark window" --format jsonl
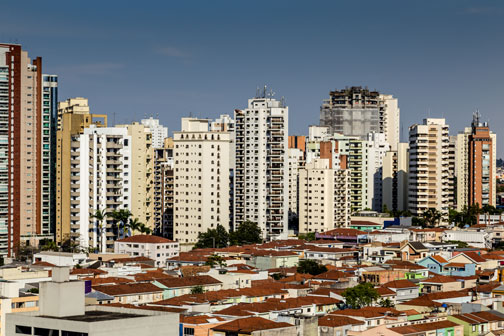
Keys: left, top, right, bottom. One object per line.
{"left": 15, "top": 325, "right": 32, "bottom": 334}
{"left": 34, "top": 328, "right": 59, "bottom": 336}
{"left": 62, "top": 331, "right": 89, "bottom": 336}
{"left": 184, "top": 327, "right": 195, "bottom": 336}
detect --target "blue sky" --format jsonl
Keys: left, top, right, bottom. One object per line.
{"left": 2, "top": 1, "right": 503, "bottom": 155}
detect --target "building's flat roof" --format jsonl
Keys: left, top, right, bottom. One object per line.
{"left": 40, "top": 310, "right": 144, "bottom": 322}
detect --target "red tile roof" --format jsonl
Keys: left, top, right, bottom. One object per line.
{"left": 389, "top": 320, "right": 459, "bottom": 335}
{"left": 384, "top": 279, "right": 418, "bottom": 289}
{"left": 71, "top": 268, "right": 107, "bottom": 276}
{"left": 156, "top": 275, "right": 222, "bottom": 288}
{"left": 331, "top": 307, "right": 404, "bottom": 318}
{"left": 421, "top": 274, "right": 458, "bottom": 284}
{"left": 212, "top": 317, "right": 293, "bottom": 333}
{"left": 431, "top": 255, "right": 448, "bottom": 264}
{"left": 180, "top": 315, "right": 227, "bottom": 324}
{"left": 116, "top": 235, "right": 176, "bottom": 244}
{"left": 94, "top": 283, "right": 163, "bottom": 296}
{"left": 318, "top": 315, "right": 364, "bottom": 327}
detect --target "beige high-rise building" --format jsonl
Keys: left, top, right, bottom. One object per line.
{"left": 0, "top": 44, "right": 59, "bottom": 256}
{"left": 115, "top": 123, "right": 155, "bottom": 230}
{"left": 408, "top": 118, "right": 453, "bottom": 218}
{"left": 298, "top": 159, "right": 351, "bottom": 233}
{"left": 55, "top": 98, "right": 107, "bottom": 244}
{"left": 382, "top": 142, "right": 409, "bottom": 212}
{"left": 173, "top": 118, "right": 232, "bottom": 248}
{"left": 57, "top": 97, "right": 91, "bottom": 130}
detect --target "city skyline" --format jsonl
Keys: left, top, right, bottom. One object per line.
{"left": 1, "top": 0, "right": 503, "bottom": 155}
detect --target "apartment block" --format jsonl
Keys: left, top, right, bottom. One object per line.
{"left": 70, "top": 126, "right": 131, "bottom": 251}
{"left": 408, "top": 118, "right": 453, "bottom": 218}
{"left": 0, "top": 44, "right": 60, "bottom": 256}
{"left": 153, "top": 138, "right": 174, "bottom": 238}
{"left": 234, "top": 91, "right": 289, "bottom": 240}
{"left": 288, "top": 148, "right": 304, "bottom": 225}
{"left": 173, "top": 118, "right": 232, "bottom": 246}
{"left": 116, "top": 123, "right": 155, "bottom": 230}
{"left": 211, "top": 114, "right": 235, "bottom": 132}
{"left": 319, "top": 86, "right": 399, "bottom": 150}
{"left": 141, "top": 117, "right": 168, "bottom": 149}
{"left": 55, "top": 98, "right": 107, "bottom": 244}
{"left": 382, "top": 142, "right": 409, "bottom": 212}
{"left": 298, "top": 159, "right": 351, "bottom": 233}
{"left": 456, "top": 112, "right": 497, "bottom": 210}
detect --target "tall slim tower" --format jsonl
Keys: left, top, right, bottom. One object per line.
{"left": 55, "top": 98, "right": 107, "bottom": 245}
{"left": 234, "top": 89, "right": 289, "bottom": 240}
{"left": 408, "top": 118, "right": 453, "bottom": 219}
{"left": 466, "top": 113, "right": 496, "bottom": 208}
{"left": 0, "top": 44, "right": 57, "bottom": 256}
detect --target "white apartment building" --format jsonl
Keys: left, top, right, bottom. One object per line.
{"left": 114, "top": 235, "right": 179, "bottom": 268}
{"left": 173, "top": 118, "right": 232, "bottom": 247}
{"left": 141, "top": 117, "right": 168, "bottom": 149}
{"left": 234, "top": 92, "right": 289, "bottom": 240}
{"left": 298, "top": 159, "right": 351, "bottom": 233}
{"left": 70, "top": 126, "right": 132, "bottom": 252}
{"left": 367, "top": 132, "right": 390, "bottom": 212}
{"left": 408, "top": 118, "right": 453, "bottom": 218}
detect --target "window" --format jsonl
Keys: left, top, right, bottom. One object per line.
{"left": 62, "top": 332, "right": 89, "bottom": 336}
{"left": 34, "top": 327, "right": 59, "bottom": 336}
{"left": 184, "top": 327, "right": 195, "bottom": 336}
{"left": 15, "top": 325, "right": 32, "bottom": 334}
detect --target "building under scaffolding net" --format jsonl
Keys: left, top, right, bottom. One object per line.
{"left": 320, "top": 86, "right": 383, "bottom": 139}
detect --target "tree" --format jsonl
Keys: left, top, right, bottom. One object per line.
{"left": 41, "top": 240, "right": 58, "bottom": 252}
{"left": 129, "top": 218, "right": 143, "bottom": 233}
{"left": 110, "top": 209, "right": 132, "bottom": 238}
{"left": 422, "top": 208, "right": 442, "bottom": 227}
{"left": 205, "top": 254, "right": 227, "bottom": 268}
{"left": 194, "top": 224, "right": 229, "bottom": 249}
{"left": 297, "top": 259, "right": 328, "bottom": 276}
{"left": 190, "top": 285, "right": 204, "bottom": 294}
{"left": 342, "top": 283, "right": 379, "bottom": 309}
{"left": 298, "top": 232, "right": 316, "bottom": 241}
{"left": 229, "top": 220, "right": 262, "bottom": 246}
{"left": 445, "top": 240, "right": 469, "bottom": 248}
{"left": 379, "top": 298, "right": 395, "bottom": 308}
{"left": 91, "top": 209, "right": 108, "bottom": 253}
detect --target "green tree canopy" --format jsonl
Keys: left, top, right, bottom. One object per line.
{"left": 205, "top": 254, "right": 227, "bottom": 268}
{"left": 229, "top": 220, "right": 262, "bottom": 246}
{"left": 379, "top": 298, "right": 395, "bottom": 308}
{"left": 298, "top": 232, "right": 316, "bottom": 241}
{"left": 422, "top": 208, "right": 443, "bottom": 227}
{"left": 297, "top": 259, "right": 328, "bottom": 276}
{"left": 342, "top": 283, "right": 379, "bottom": 309}
{"left": 194, "top": 224, "right": 229, "bottom": 249}
{"left": 190, "top": 285, "right": 204, "bottom": 294}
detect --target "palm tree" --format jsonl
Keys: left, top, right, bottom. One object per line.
{"left": 422, "top": 208, "right": 443, "bottom": 228}
{"left": 109, "top": 209, "right": 132, "bottom": 238}
{"left": 90, "top": 209, "right": 108, "bottom": 253}
{"left": 129, "top": 218, "right": 142, "bottom": 235}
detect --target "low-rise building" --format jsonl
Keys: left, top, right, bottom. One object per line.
{"left": 114, "top": 235, "right": 179, "bottom": 268}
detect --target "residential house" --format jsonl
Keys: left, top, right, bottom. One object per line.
{"left": 180, "top": 315, "right": 228, "bottom": 336}
{"left": 92, "top": 282, "right": 165, "bottom": 304}
{"left": 154, "top": 276, "right": 222, "bottom": 299}
{"left": 448, "top": 311, "right": 504, "bottom": 336}
{"left": 211, "top": 316, "right": 298, "bottom": 336}
{"left": 114, "top": 235, "right": 180, "bottom": 268}
{"left": 383, "top": 280, "right": 418, "bottom": 303}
